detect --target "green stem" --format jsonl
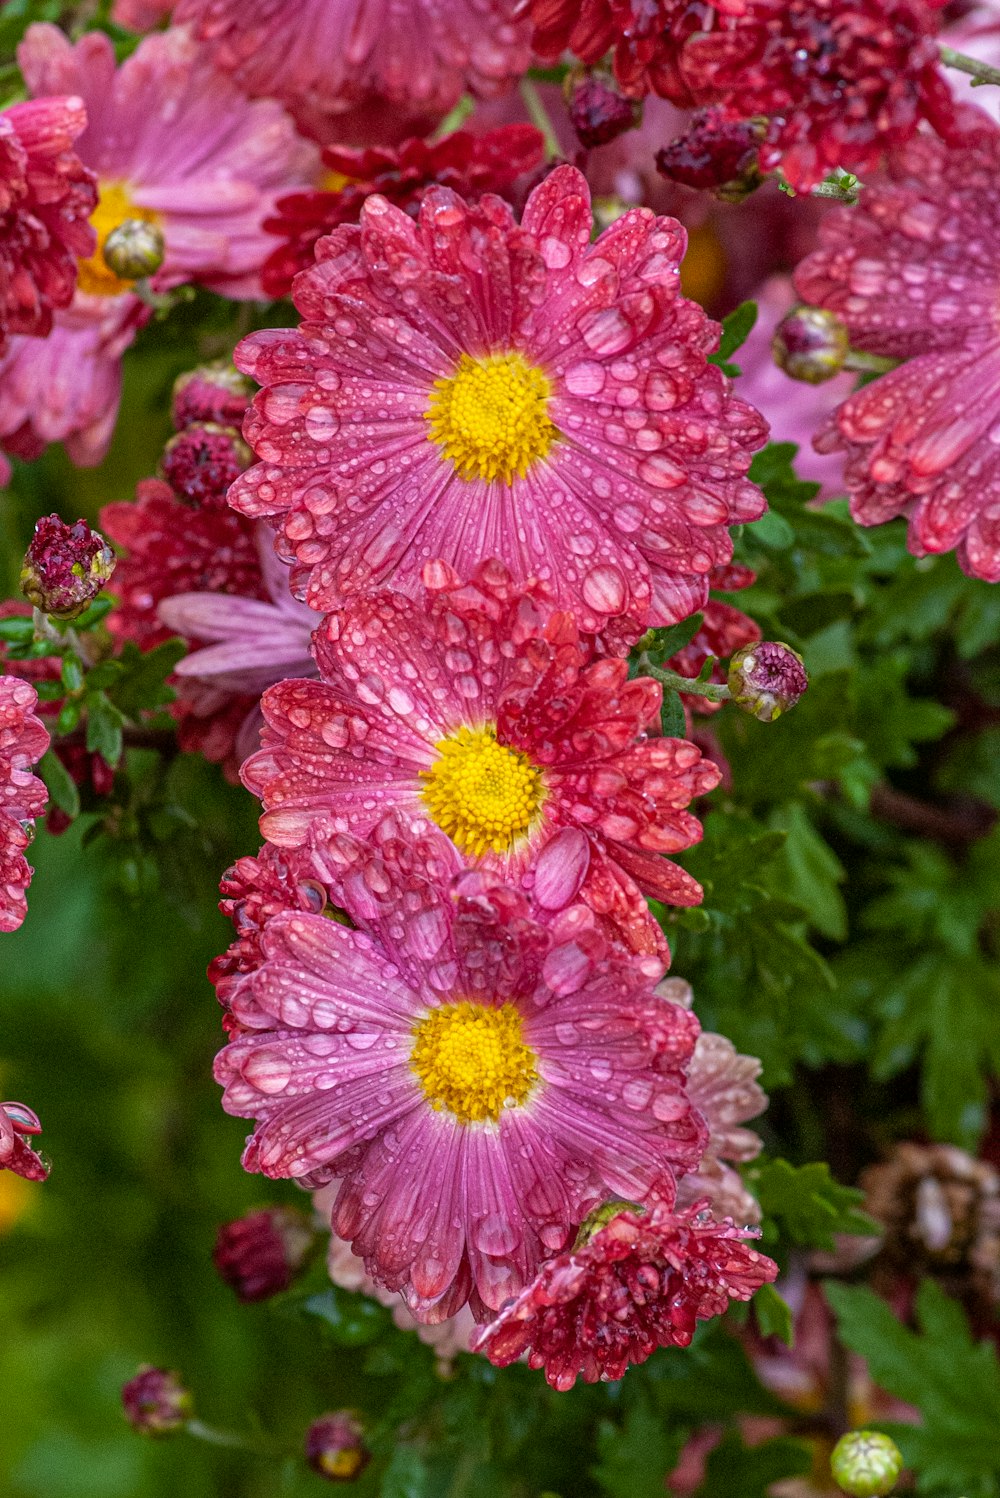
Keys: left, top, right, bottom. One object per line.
{"left": 843, "top": 349, "right": 897, "bottom": 375}
{"left": 811, "top": 178, "right": 861, "bottom": 203}
{"left": 940, "top": 45, "right": 1000, "bottom": 88}
{"left": 519, "top": 77, "right": 562, "bottom": 161}
{"left": 637, "top": 655, "right": 732, "bottom": 704}
{"left": 432, "top": 94, "right": 475, "bottom": 139}
{"left": 185, "top": 1419, "right": 283, "bottom": 1457}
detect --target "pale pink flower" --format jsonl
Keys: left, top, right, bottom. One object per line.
{"left": 0, "top": 675, "right": 49, "bottom": 933}
{"left": 232, "top": 164, "right": 768, "bottom": 637}
{"left": 214, "top": 818, "right": 708, "bottom": 1321}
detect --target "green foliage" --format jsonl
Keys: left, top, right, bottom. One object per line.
{"left": 827, "top": 1280, "right": 1000, "bottom": 1495}
{"left": 749, "top": 1158, "right": 877, "bottom": 1251}
{"left": 693, "top": 1431, "right": 812, "bottom": 1497}
{"left": 709, "top": 301, "right": 758, "bottom": 376}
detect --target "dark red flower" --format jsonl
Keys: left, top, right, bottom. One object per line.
{"left": 213, "top": 1205, "right": 317, "bottom": 1301}
{"left": 0, "top": 1099, "right": 48, "bottom": 1181}
{"left": 567, "top": 71, "right": 642, "bottom": 150}
{"left": 172, "top": 361, "right": 254, "bottom": 431}
{"left": 160, "top": 424, "right": 252, "bottom": 510}
{"left": 122, "top": 1367, "right": 192, "bottom": 1434}
{"left": 260, "top": 124, "right": 545, "bottom": 299}
{"left": 20, "top": 514, "right": 116, "bottom": 620}
{"left": 0, "top": 96, "right": 97, "bottom": 353}
{"left": 472, "top": 1202, "right": 777, "bottom": 1389}
{"left": 656, "top": 108, "right": 767, "bottom": 199}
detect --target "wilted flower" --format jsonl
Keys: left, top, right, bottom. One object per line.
{"left": 20, "top": 515, "right": 115, "bottom": 620}
{"left": 727, "top": 641, "right": 808, "bottom": 722}
{"left": 213, "top": 1205, "right": 317, "bottom": 1302}
{"left": 305, "top": 1411, "right": 370, "bottom": 1483}
{"left": 830, "top": 1431, "right": 904, "bottom": 1498}
{"left": 121, "top": 1366, "right": 192, "bottom": 1434}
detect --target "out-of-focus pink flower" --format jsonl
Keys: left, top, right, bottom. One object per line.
{"left": 215, "top": 817, "right": 707, "bottom": 1322}
{"left": 794, "top": 123, "right": 1000, "bottom": 580}
{"left": 0, "top": 95, "right": 96, "bottom": 354}
{"left": 213, "top": 1205, "right": 317, "bottom": 1301}
{"left": 232, "top": 164, "right": 767, "bottom": 636}
{"left": 242, "top": 561, "right": 720, "bottom": 959}
{"left": 261, "top": 124, "right": 545, "bottom": 300}
{"left": 172, "top": 0, "right": 532, "bottom": 143}
{"left": 0, "top": 675, "right": 49, "bottom": 934}
{"left": 473, "top": 1200, "right": 777, "bottom": 1389}
{"left": 0, "top": 1100, "right": 48, "bottom": 1181}
{"left": 111, "top": 0, "right": 174, "bottom": 26}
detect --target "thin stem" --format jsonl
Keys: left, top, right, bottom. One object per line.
{"left": 637, "top": 655, "right": 732, "bottom": 704}
{"left": 811, "top": 177, "right": 862, "bottom": 203}
{"left": 432, "top": 94, "right": 475, "bottom": 139}
{"left": 519, "top": 77, "right": 562, "bottom": 161}
{"left": 843, "top": 349, "right": 897, "bottom": 375}
{"left": 940, "top": 45, "right": 1000, "bottom": 88}
{"left": 185, "top": 1419, "right": 284, "bottom": 1457}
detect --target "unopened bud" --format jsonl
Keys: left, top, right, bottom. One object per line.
{"left": 122, "top": 1366, "right": 193, "bottom": 1435}
{"left": 566, "top": 68, "right": 641, "bottom": 149}
{"left": 831, "top": 1431, "right": 904, "bottom": 1498}
{"left": 772, "top": 305, "right": 849, "bottom": 383}
{"left": 172, "top": 361, "right": 254, "bottom": 431}
{"left": 573, "top": 1197, "right": 644, "bottom": 1248}
{"left": 213, "top": 1205, "right": 316, "bottom": 1303}
{"left": 727, "top": 641, "right": 807, "bottom": 722}
{"left": 657, "top": 108, "right": 767, "bottom": 202}
{"left": 305, "top": 1411, "right": 370, "bottom": 1483}
{"left": 20, "top": 514, "right": 115, "bottom": 620}
{"left": 160, "top": 423, "right": 252, "bottom": 508}
{"left": 103, "top": 218, "right": 166, "bottom": 281}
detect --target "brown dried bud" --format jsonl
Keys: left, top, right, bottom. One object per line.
{"left": 305, "top": 1411, "right": 370, "bottom": 1483}
{"left": 20, "top": 515, "right": 116, "bottom": 620}
{"left": 772, "top": 305, "right": 850, "bottom": 384}
{"left": 727, "top": 641, "right": 807, "bottom": 722}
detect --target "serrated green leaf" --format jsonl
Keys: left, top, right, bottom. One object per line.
{"left": 660, "top": 689, "right": 687, "bottom": 739}
{"left": 85, "top": 691, "right": 126, "bottom": 766}
{"left": 592, "top": 1402, "right": 684, "bottom": 1498}
{"left": 771, "top": 802, "right": 847, "bottom": 941}
{"left": 713, "top": 300, "right": 758, "bottom": 361}
{"left": 754, "top": 1282, "right": 794, "bottom": 1346}
{"left": 106, "top": 639, "right": 185, "bottom": 718}
{"left": 750, "top": 1158, "right": 877, "bottom": 1250}
{"left": 693, "top": 1431, "right": 812, "bottom": 1497}
{"left": 749, "top": 510, "right": 796, "bottom": 551}
{"left": 38, "top": 749, "right": 81, "bottom": 820}
{"left": 60, "top": 654, "right": 84, "bottom": 694}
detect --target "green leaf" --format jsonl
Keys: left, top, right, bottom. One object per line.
{"left": 749, "top": 1158, "right": 878, "bottom": 1250}
{"left": 754, "top": 1282, "right": 794, "bottom": 1346}
{"left": 0, "top": 615, "right": 35, "bottom": 644}
{"left": 38, "top": 749, "right": 81, "bottom": 820}
{"left": 592, "top": 1401, "right": 684, "bottom": 1498}
{"left": 60, "top": 654, "right": 84, "bottom": 694}
{"left": 661, "top": 689, "right": 687, "bottom": 739}
{"left": 73, "top": 595, "right": 114, "bottom": 631}
{"left": 693, "top": 1431, "right": 812, "bottom": 1498}
{"left": 709, "top": 301, "right": 758, "bottom": 375}
{"left": 380, "top": 1446, "right": 433, "bottom": 1498}
{"left": 748, "top": 510, "right": 796, "bottom": 551}
{"left": 84, "top": 691, "right": 126, "bottom": 766}
{"left": 106, "top": 639, "right": 185, "bottom": 718}
{"left": 300, "top": 1287, "right": 390, "bottom": 1346}
{"left": 826, "top": 1280, "right": 1000, "bottom": 1494}
{"left": 771, "top": 802, "right": 847, "bottom": 941}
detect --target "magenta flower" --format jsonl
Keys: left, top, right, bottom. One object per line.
{"left": 0, "top": 675, "right": 49, "bottom": 934}
{"left": 0, "top": 23, "right": 316, "bottom": 471}
{"left": 215, "top": 819, "right": 707, "bottom": 1320}
{"left": 472, "top": 1201, "right": 777, "bottom": 1389}
{"left": 232, "top": 165, "right": 767, "bottom": 637}
{"left": 0, "top": 1099, "right": 49, "bottom": 1181}
{"left": 794, "top": 123, "right": 1000, "bottom": 580}
{"left": 0, "top": 95, "right": 96, "bottom": 354}
{"left": 172, "top": 0, "right": 532, "bottom": 140}
{"left": 242, "top": 563, "right": 720, "bottom": 959}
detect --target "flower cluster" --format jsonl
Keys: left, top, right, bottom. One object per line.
{"left": 0, "top": 675, "right": 49, "bottom": 934}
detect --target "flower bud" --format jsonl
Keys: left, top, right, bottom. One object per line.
{"left": 20, "top": 515, "right": 116, "bottom": 620}
{"left": 122, "top": 1366, "right": 193, "bottom": 1435}
{"left": 213, "top": 1205, "right": 316, "bottom": 1302}
{"left": 566, "top": 69, "right": 641, "bottom": 149}
{"left": 772, "top": 305, "right": 850, "bottom": 384}
{"left": 171, "top": 361, "right": 254, "bottom": 431}
{"left": 103, "top": 218, "right": 166, "bottom": 281}
{"left": 831, "top": 1432, "right": 904, "bottom": 1498}
{"left": 160, "top": 422, "right": 252, "bottom": 508}
{"left": 573, "top": 1197, "right": 644, "bottom": 1249}
{"left": 727, "top": 641, "right": 807, "bottom": 722}
{"left": 305, "top": 1411, "right": 370, "bottom": 1483}
{"left": 657, "top": 108, "right": 767, "bottom": 202}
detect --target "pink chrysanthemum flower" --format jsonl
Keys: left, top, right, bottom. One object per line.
{"left": 231, "top": 164, "right": 767, "bottom": 636}
{"left": 472, "top": 1199, "right": 777, "bottom": 1388}
{"left": 0, "top": 675, "right": 50, "bottom": 934}
{"left": 0, "top": 23, "right": 317, "bottom": 470}
{"left": 0, "top": 96, "right": 96, "bottom": 354}
{"left": 793, "top": 123, "right": 1000, "bottom": 580}
{"left": 172, "top": 0, "right": 532, "bottom": 142}
{"left": 215, "top": 818, "right": 707, "bottom": 1321}
{"left": 0, "top": 1099, "right": 49, "bottom": 1181}
{"left": 242, "top": 562, "right": 721, "bottom": 958}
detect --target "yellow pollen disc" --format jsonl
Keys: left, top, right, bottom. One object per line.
{"left": 411, "top": 1001, "right": 537, "bottom": 1124}
{"left": 420, "top": 724, "right": 544, "bottom": 856}
{"left": 426, "top": 350, "right": 557, "bottom": 484}
{"left": 77, "top": 181, "right": 163, "bottom": 297}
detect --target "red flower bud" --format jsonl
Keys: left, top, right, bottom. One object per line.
{"left": 657, "top": 109, "right": 767, "bottom": 201}
{"left": 727, "top": 641, "right": 808, "bottom": 722}
{"left": 213, "top": 1206, "right": 316, "bottom": 1302}
{"left": 160, "top": 423, "right": 252, "bottom": 509}
{"left": 122, "top": 1366, "right": 192, "bottom": 1435}
{"left": 171, "top": 362, "right": 254, "bottom": 432}
{"left": 773, "top": 305, "right": 850, "bottom": 384}
{"left": 20, "top": 515, "right": 115, "bottom": 620}
{"left": 305, "top": 1412, "right": 370, "bottom": 1483}
{"left": 566, "top": 70, "right": 641, "bottom": 149}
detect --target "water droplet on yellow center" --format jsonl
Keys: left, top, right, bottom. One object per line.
{"left": 426, "top": 350, "right": 557, "bottom": 484}
{"left": 411, "top": 1001, "right": 537, "bottom": 1123}
{"left": 420, "top": 724, "right": 544, "bottom": 856}
{"left": 77, "top": 180, "right": 163, "bottom": 297}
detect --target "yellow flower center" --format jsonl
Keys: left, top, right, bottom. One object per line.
{"left": 77, "top": 181, "right": 163, "bottom": 297}
{"left": 426, "top": 350, "right": 557, "bottom": 484}
{"left": 420, "top": 724, "right": 544, "bottom": 856}
{"left": 411, "top": 1001, "right": 537, "bottom": 1123}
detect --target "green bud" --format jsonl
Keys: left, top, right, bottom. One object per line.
{"left": 831, "top": 1431, "right": 904, "bottom": 1498}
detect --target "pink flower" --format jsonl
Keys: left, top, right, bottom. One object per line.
{"left": 242, "top": 562, "right": 721, "bottom": 959}
{"left": 111, "top": 0, "right": 174, "bottom": 26}
{"left": 232, "top": 164, "right": 767, "bottom": 637}
{"left": 0, "top": 1100, "right": 49, "bottom": 1181}
{"left": 172, "top": 0, "right": 532, "bottom": 141}
{"left": 0, "top": 23, "right": 317, "bottom": 470}
{"left": 472, "top": 1201, "right": 777, "bottom": 1389}
{"left": 793, "top": 124, "right": 1000, "bottom": 580}
{"left": 0, "top": 675, "right": 49, "bottom": 934}
{"left": 214, "top": 818, "right": 707, "bottom": 1320}
{"left": 159, "top": 525, "right": 317, "bottom": 770}
{"left": 0, "top": 95, "right": 96, "bottom": 353}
